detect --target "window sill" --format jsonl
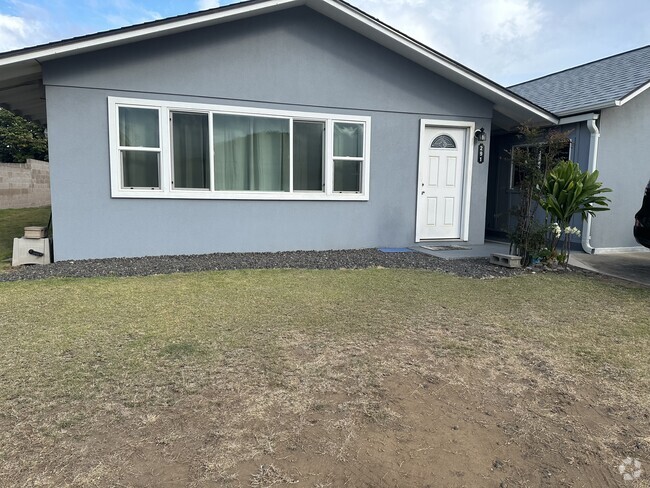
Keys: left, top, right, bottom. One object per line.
{"left": 111, "top": 190, "right": 369, "bottom": 201}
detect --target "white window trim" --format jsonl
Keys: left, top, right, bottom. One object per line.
{"left": 108, "top": 97, "right": 371, "bottom": 201}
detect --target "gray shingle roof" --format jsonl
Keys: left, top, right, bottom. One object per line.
{"left": 509, "top": 45, "right": 650, "bottom": 116}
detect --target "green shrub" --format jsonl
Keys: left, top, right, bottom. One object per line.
{"left": 537, "top": 161, "right": 611, "bottom": 264}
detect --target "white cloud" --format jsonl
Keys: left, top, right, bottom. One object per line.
{"left": 0, "top": 14, "right": 50, "bottom": 52}
{"left": 354, "top": 0, "right": 547, "bottom": 84}
{"left": 197, "top": 0, "right": 221, "bottom": 10}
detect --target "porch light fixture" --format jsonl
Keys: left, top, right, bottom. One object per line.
{"left": 474, "top": 127, "right": 486, "bottom": 142}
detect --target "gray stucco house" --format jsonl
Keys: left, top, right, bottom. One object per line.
{"left": 0, "top": 0, "right": 557, "bottom": 260}
{"left": 488, "top": 46, "right": 650, "bottom": 253}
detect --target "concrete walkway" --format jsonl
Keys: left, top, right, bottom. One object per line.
{"left": 569, "top": 251, "right": 650, "bottom": 287}
{"left": 413, "top": 241, "right": 510, "bottom": 260}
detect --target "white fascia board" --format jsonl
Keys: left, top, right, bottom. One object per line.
{"left": 619, "top": 80, "right": 650, "bottom": 106}
{"left": 310, "top": 0, "right": 558, "bottom": 125}
{"left": 558, "top": 113, "right": 599, "bottom": 125}
{"left": 0, "top": 0, "right": 301, "bottom": 67}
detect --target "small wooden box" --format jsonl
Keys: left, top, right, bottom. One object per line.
{"left": 24, "top": 226, "right": 47, "bottom": 239}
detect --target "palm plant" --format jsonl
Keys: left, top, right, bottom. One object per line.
{"left": 537, "top": 161, "right": 612, "bottom": 262}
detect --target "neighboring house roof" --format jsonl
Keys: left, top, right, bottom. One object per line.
{"left": 0, "top": 0, "right": 557, "bottom": 127}
{"left": 510, "top": 45, "right": 650, "bottom": 117}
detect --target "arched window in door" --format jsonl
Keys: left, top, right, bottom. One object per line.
{"left": 431, "top": 134, "right": 456, "bottom": 149}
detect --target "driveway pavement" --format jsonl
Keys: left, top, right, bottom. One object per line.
{"left": 414, "top": 241, "right": 650, "bottom": 286}
{"left": 570, "top": 251, "right": 650, "bottom": 287}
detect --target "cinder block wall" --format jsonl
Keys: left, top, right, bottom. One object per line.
{"left": 0, "top": 159, "right": 50, "bottom": 209}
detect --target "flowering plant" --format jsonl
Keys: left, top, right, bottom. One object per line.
{"left": 538, "top": 223, "right": 582, "bottom": 265}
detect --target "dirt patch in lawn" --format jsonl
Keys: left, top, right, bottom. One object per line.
{"left": 1, "top": 270, "right": 649, "bottom": 487}
{"left": 9, "top": 333, "right": 648, "bottom": 488}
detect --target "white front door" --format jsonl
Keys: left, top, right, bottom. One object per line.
{"left": 417, "top": 126, "right": 468, "bottom": 240}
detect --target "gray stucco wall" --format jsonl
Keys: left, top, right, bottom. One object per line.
{"left": 592, "top": 88, "right": 650, "bottom": 249}
{"left": 44, "top": 6, "right": 493, "bottom": 260}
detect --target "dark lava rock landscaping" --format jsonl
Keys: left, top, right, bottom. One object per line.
{"left": 0, "top": 248, "right": 530, "bottom": 282}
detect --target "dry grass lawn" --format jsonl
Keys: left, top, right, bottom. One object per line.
{"left": 1, "top": 268, "right": 649, "bottom": 487}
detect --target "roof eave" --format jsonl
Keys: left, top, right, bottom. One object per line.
{"left": 555, "top": 101, "right": 619, "bottom": 117}
{"left": 558, "top": 112, "right": 599, "bottom": 125}
{"left": 619, "top": 79, "right": 650, "bottom": 106}
{"left": 310, "top": 0, "right": 557, "bottom": 126}
{"left": 0, "top": 0, "right": 304, "bottom": 125}
{"left": 0, "top": 0, "right": 302, "bottom": 67}
{"left": 0, "top": 0, "right": 557, "bottom": 126}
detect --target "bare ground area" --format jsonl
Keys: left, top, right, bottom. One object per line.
{"left": 1, "top": 269, "right": 649, "bottom": 487}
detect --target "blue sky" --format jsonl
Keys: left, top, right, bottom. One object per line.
{"left": 0, "top": 0, "right": 648, "bottom": 86}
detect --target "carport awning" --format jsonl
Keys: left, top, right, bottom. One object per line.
{"left": 0, "top": 60, "right": 45, "bottom": 124}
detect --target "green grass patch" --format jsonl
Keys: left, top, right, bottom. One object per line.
{"left": 1, "top": 269, "right": 648, "bottom": 404}
{"left": 0, "top": 206, "right": 50, "bottom": 265}
{"left": 160, "top": 341, "right": 202, "bottom": 358}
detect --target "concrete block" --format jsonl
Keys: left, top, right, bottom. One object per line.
{"left": 0, "top": 158, "right": 50, "bottom": 209}
{"left": 489, "top": 253, "right": 522, "bottom": 268}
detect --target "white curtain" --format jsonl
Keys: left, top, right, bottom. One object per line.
{"left": 213, "top": 114, "right": 289, "bottom": 191}
{"left": 333, "top": 122, "right": 363, "bottom": 158}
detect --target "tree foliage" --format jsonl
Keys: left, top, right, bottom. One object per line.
{"left": 0, "top": 108, "right": 48, "bottom": 163}
{"left": 508, "top": 127, "right": 571, "bottom": 265}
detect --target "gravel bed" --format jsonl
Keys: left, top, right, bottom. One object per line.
{"left": 0, "top": 248, "right": 529, "bottom": 282}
